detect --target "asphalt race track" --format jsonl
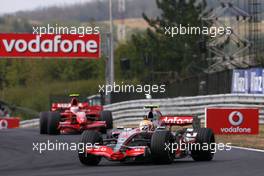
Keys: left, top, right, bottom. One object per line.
{"left": 1, "top": 128, "right": 264, "bottom": 176}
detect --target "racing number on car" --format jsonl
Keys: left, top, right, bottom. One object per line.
{"left": 100, "top": 147, "right": 107, "bottom": 152}
{"left": 94, "top": 146, "right": 107, "bottom": 152}
{"left": 97, "top": 146, "right": 107, "bottom": 152}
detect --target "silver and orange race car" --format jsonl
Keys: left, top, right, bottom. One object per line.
{"left": 78, "top": 105, "right": 215, "bottom": 165}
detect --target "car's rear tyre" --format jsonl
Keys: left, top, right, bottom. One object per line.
{"left": 151, "top": 130, "right": 175, "bottom": 164}
{"left": 39, "top": 112, "right": 49, "bottom": 134}
{"left": 191, "top": 128, "right": 215, "bottom": 161}
{"left": 100, "top": 111, "right": 113, "bottom": 129}
{"left": 47, "top": 112, "right": 60, "bottom": 135}
{"left": 79, "top": 130, "right": 103, "bottom": 166}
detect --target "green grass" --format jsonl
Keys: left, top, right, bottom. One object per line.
{"left": 216, "top": 125, "right": 264, "bottom": 150}
{"left": 0, "top": 79, "right": 103, "bottom": 120}
{"left": 0, "top": 79, "right": 140, "bottom": 120}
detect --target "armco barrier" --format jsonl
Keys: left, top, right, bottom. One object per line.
{"left": 103, "top": 94, "right": 264, "bottom": 127}
{"left": 20, "top": 118, "right": 39, "bottom": 128}
{"left": 19, "top": 94, "right": 264, "bottom": 128}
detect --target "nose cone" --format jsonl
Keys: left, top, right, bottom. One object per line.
{"left": 76, "top": 112, "right": 87, "bottom": 124}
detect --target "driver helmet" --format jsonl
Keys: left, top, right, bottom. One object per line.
{"left": 139, "top": 120, "right": 153, "bottom": 131}
{"left": 70, "top": 106, "right": 79, "bottom": 113}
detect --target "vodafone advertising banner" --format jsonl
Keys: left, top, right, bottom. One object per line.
{"left": 0, "top": 118, "right": 20, "bottom": 129}
{"left": 0, "top": 34, "right": 100, "bottom": 58}
{"left": 206, "top": 108, "right": 259, "bottom": 135}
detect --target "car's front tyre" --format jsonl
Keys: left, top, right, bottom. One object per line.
{"left": 47, "top": 112, "right": 60, "bottom": 135}
{"left": 151, "top": 130, "right": 175, "bottom": 164}
{"left": 78, "top": 130, "right": 103, "bottom": 166}
{"left": 39, "top": 112, "right": 49, "bottom": 134}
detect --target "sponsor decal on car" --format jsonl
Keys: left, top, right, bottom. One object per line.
{"left": 160, "top": 116, "right": 193, "bottom": 125}
{"left": 205, "top": 108, "right": 259, "bottom": 134}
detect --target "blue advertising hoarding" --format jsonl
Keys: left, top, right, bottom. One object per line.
{"left": 232, "top": 68, "right": 264, "bottom": 94}
{"left": 232, "top": 69, "right": 249, "bottom": 93}
{"left": 249, "top": 68, "right": 264, "bottom": 94}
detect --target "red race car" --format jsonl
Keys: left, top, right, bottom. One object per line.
{"left": 78, "top": 105, "right": 215, "bottom": 165}
{"left": 39, "top": 94, "right": 113, "bottom": 135}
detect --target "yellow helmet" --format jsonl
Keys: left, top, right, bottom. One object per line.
{"left": 139, "top": 120, "right": 153, "bottom": 131}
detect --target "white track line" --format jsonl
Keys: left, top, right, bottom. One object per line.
{"left": 231, "top": 146, "right": 264, "bottom": 153}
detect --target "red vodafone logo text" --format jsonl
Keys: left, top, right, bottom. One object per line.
{"left": 206, "top": 108, "right": 259, "bottom": 135}
{"left": 0, "top": 34, "right": 100, "bottom": 58}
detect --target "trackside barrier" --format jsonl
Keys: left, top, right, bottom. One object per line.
{"left": 19, "top": 94, "right": 264, "bottom": 128}
{"left": 20, "top": 119, "right": 39, "bottom": 128}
